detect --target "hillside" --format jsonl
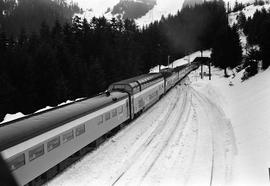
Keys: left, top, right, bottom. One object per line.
{"left": 229, "top": 2, "right": 270, "bottom": 26}
{"left": 0, "top": 0, "right": 81, "bottom": 36}
{"left": 111, "top": 0, "right": 156, "bottom": 19}
{"left": 72, "top": 0, "right": 257, "bottom": 27}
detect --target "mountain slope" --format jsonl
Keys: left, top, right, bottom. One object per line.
{"left": 111, "top": 0, "right": 157, "bottom": 19}
{"left": 71, "top": 0, "right": 256, "bottom": 26}
{"left": 136, "top": 0, "right": 185, "bottom": 26}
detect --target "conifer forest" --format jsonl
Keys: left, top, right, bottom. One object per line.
{"left": 1, "top": 0, "right": 259, "bottom": 121}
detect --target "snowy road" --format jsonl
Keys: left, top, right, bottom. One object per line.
{"left": 47, "top": 76, "right": 236, "bottom": 186}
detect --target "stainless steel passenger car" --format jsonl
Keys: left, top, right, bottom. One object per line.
{"left": 109, "top": 73, "right": 165, "bottom": 118}
{"left": 0, "top": 62, "right": 200, "bottom": 186}
{"left": 0, "top": 92, "right": 129, "bottom": 186}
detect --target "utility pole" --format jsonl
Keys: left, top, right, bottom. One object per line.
{"left": 209, "top": 61, "right": 211, "bottom": 80}
{"left": 168, "top": 55, "right": 170, "bottom": 67}
{"left": 201, "top": 50, "right": 203, "bottom": 79}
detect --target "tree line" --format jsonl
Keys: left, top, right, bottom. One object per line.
{"left": 0, "top": 0, "right": 242, "bottom": 121}
{"left": 0, "top": 17, "right": 145, "bottom": 120}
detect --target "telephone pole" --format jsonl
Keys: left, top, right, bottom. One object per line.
{"left": 168, "top": 55, "right": 170, "bottom": 67}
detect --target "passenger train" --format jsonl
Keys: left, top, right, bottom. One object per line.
{"left": 0, "top": 62, "right": 199, "bottom": 186}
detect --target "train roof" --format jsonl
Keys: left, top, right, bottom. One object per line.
{"left": 0, "top": 91, "right": 128, "bottom": 152}
{"left": 137, "top": 73, "right": 163, "bottom": 84}
{"left": 159, "top": 68, "right": 174, "bottom": 77}
{"left": 112, "top": 74, "right": 148, "bottom": 89}
{"left": 109, "top": 73, "right": 163, "bottom": 94}
{"left": 173, "top": 64, "right": 189, "bottom": 72}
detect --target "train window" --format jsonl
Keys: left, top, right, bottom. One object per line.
{"left": 63, "top": 130, "right": 74, "bottom": 143}
{"left": 29, "top": 144, "right": 44, "bottom": 161}
{"left": 8, "top": 154, "right": 25, "bottom": 171}
{"left": 112, "top": 109, "right": 117, "bottom": 118}
{"left": 138, "top": 98, "right": 144, "bottom": 108}
{"left": 76, "top": 124, "right": 85, "bottom": 137}
{"left": 114, "top": 84, "right": 128, "bottom": 91}
{"left": 118, "top": 106, "right": 123, "bottom": 114}
{"left": 47, "top": 136, "right": 60, "bottom": 152}
{"left": 98, "top": 115, "right": 103, "bottom": 125}
{"left": 105, "top": 112, "right": 110, "bottom": 121}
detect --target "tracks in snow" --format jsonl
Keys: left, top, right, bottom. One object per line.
{"left": 47, "top": 78, "right": 237, "bottom": 186}
{"left": 111, "top": 85, "right": 191, "bottom": 185}
{"left": 187, "top": 86, "right": 237, "bottom": 186}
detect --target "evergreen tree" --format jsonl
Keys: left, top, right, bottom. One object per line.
{"left": 260, "top": 19, "right": 270, "bottom": 69}
{"left": 228, "top": 25, "right": 242, "bottom": 69}
{"left": 0, "top": 0, "right": 234, "bottom": 119}
{"left": 237, "top": 11, "right": 246, "bottom": 29}
{"left": 212, "top": 25, "right": 242, "bottom": 76}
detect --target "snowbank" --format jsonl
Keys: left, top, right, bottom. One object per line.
{"left": 190, "top": 65, "right": 270, "bottom": 186}
{"left": 0, "top": 98, "right": 84, "bottom": 124}
{"left": 2, "top": 113, "right": 26, "bottom": 124}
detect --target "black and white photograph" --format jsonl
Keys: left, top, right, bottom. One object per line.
{"left": 0, "top": 0, "right": 270, "bottom": 185}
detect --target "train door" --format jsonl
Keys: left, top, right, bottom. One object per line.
{"left": 131, "top": 96, "right": 135, "bottom": 119}
{"left": 127, "top": 96, "right": 135, "bottom": 120}
{"left": 164, "top": 78, "right": 167, "bottom": 94}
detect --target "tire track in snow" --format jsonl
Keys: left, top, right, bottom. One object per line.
{"left": 111, "top": 85, "right": 188, "bottom": 185}
{"left": 47, "top": 83, "right": 183, "bottom": 186}
{"left": 180, "top": 92, "right": 201, "bottom": 185}
{"left": 112, "top": 85, "right": 194, "bottom": 186}
{"left": 191, "top": 88, "right": 216, "bottom": 186}
{"left": 189, "top": 86, "right": 237, "bottom": 186}
{"left": 48, "top": 77, "right": 236, "bottom": 186}
{"left": 151, "top": 88, "right": 200, "bottom": 186}
{"left": 139, "top": 89, "right": 191, "bottom": 181}
{"left": 115, "top": 84, "right": 198, "bottom": 186}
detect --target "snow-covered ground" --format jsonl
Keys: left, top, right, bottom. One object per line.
{"left": 71, "top": 0, "right": 186, "bottom": 27}
{"left": 136, "top": 0, "right": 185, "bottom": 27}
{"left": 47, "top": 76, "right": 235, "bottom": 186}
{"left": 68, "top": 0, "right": 120, "bottom": 14}
{"left": 190, "top": 65, "right": 270, "bottom": 186}
{"left": 69, "top": 0, "right": 257, "bottom": 27}
{"left": 46, "top": 64, "right": 270, "bottom": 186}
{"left": 229, "top": 3, "right": 270, "bottom": 26}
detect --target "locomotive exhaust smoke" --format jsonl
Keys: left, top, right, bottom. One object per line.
{"left": 161, "top": 13, "right": 209, "bottom": 55}
{"left": 160, "top": 0, "right": 216, "bottom": 56}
